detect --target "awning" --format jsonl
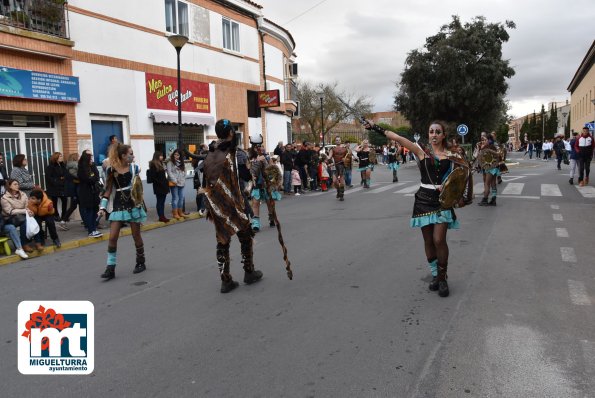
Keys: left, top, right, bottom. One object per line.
{"left": 150, "top": 111, "right": 215, "bottom": 126}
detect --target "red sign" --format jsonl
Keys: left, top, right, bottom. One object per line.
{"left": 258, "top": 89, "right": 280, "bottom": 108}
{"left": 145, "top": 73, "right": 210, "bottom": 113}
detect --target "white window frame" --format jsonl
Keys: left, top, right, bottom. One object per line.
{"left": 222, "top": 17, "right": 240, "bottom": 53}
{"left": 165, "top": 0, "right": 189, "bottom": 37}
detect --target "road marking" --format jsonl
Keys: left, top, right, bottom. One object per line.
{"left": 473, "top": 183, "right": 484, "bottom": 194}
{"left": 395, "top": 184, "right": 420, "bottom": 194}
{"left": 541, "top": 184, "right": 562, "bottom": 196}
{"left": 555, "top": 228, "right": 569, "bottom": 238}
{"left": 500, "top": 175, "right": 528, "bottom": 182}
{"left": 343, "top": 186, "right": 364, "bottom": 195}
{"left": 473, "top": 194, "right": 540, "bottom": 199}
{"left": 576, "top": 185, "right": 595, "bottom": 198}
{"left": 550, "top": 204, "right": 560, "bottom": 209}
{"left": 367, "top": 182, "right": 410, "bottom": 194}
{"left": 553, "top": 213, "right": 563, "bottom": 221}
{"left": 501, "top": 183, "right": 524, "bottom": 195}
{"left": 568, "top": 280, "right": 591, "bottom": 305}
{"left": 560, "top": 247, "right": 577, "bottom": 263}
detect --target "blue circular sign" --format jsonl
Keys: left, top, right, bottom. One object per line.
{"left": 457, "top": 124, "right": 469, "bottom": 136}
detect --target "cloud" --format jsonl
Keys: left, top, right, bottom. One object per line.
{"left": 257, "top": 0, "right": 595, "bottom": 117}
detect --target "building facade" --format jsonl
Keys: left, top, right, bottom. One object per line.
{"left": 567, "top": 40, "right": 595, "bottom": 134}
{"left": 0, "top": 0, "right": 297, "bottom": 186}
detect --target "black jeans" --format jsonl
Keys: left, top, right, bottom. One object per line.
{"left": 50, "top": 196, "right": 68, "bottom": 220}
{"left": 155, "top": 193, "right": 166, "bottom": 218}
{"left": 34, "top": 216, "right": 58, "bottom": 242}
{"left": 578, "top": 154, "right": 592, "bottom": 182}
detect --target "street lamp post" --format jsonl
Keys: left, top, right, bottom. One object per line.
{"left": 167, "top": 34, "right": 189, "bottom": 157}
{"left": 319, "top": 95, "right": 324, "bottom": 147}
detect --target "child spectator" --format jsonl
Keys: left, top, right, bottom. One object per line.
{"left": 318, "top": 155, "right": 330, "bottom": 191}
{"left": 291, "top": 166, "right": 302, "bottom": 196}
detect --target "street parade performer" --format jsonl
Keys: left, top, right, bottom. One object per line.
{"left": 248, "top": 134, "right": 280, "bottom": 231}
{"left": 99, "top": 143, "right": 147, "bottom": 280}
{"left": 327, "top": 136, "right": 349, "bottom": 201}
{"left": 474, "top": 132, "right": 501, "bottom": 206}
{"left": 202, "top": 119, "right": 263, "bottom": 293}
{"left": 363, "top": 120, "right": 472, "bottom": 297}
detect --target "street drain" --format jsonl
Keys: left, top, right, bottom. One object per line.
{"left": 132, "top": 281, "right": 148, "bottom": 286}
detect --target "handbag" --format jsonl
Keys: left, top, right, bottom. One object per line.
{"left": 25, "top": 213, "right": 40, "bottom": 239}
{"left": 5, "top": 213, "right": 26, "bottom": 227}
{"left": 130, "top": 165, "right": 144, "bottom": 207}
{"left": 168, "top": 181, "right": 176, "bottom": 187}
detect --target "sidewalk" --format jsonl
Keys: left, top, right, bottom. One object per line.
{"left": 0, "top": 205, "right": 201, "bottom": 267}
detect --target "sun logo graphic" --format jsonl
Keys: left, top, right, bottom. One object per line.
{"left": 18, "top": 301, "right": 94, "bottom": 375}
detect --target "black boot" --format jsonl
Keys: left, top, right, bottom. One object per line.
{"left": 338, "top": 187, "right": 344, "bottom": 201}
{"left": 488, "top": 197, "right": 497, "bottom": 206}
{"left": 428, "top": 277, "right": 439, "bottom": 291}
{"left": 569, "top": 178, "right": 574, "bottom": 185}
{"left": 478, "top": 197, "right": 489, "bottom": 206}
{"left": 497, "top": 176, "right": 502, "bottom": 184}
{"left": 217, "top": 242, "right": 237, "bottom": 293}
{"left": 437, "top": 262, "right": 449, "bottom": 297}
{"left": 101, "top": 266, "right": 115, "bottom": 280}
{"left": 268, "top": 214, "right": 275, "bottom": 227}
{"left": 238, "top": 230, "right": 263, "bottom": 285}
{"left": 133, "top": 245, "right": 146, "bottom": 274}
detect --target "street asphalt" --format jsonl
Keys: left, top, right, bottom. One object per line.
{"left": 1, "top": 152, "right": 594, "bottom": 397}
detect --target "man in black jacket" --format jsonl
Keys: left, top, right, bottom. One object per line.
{"left": 280, "top": 143, "right": 294, "bottom": 194}
{"left": 295, "top": 142, "right": 311, "bottom": 191}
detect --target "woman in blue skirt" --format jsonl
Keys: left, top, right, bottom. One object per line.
{"left": 363, "top": 120, "right": 462, "bottom": 297}
{"left": 387, "top": 141, "right": 400, "bottom": 182}
{"left": 98, "top": 143, "right": 147, "bottom": 280}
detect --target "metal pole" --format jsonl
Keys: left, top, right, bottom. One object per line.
{"left": 176, "top": 47, "right": 183, "bottom": 161}
{"left": 320, "top": 97, "right": 324, "bottom": 147}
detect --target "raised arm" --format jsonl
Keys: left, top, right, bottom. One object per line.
{"left": 362, "top": 121, "right": 425, "bottom": 159}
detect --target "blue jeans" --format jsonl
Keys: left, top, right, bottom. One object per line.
{"left": 155, "top": 193, "right": 167, "bottom": 218}
{"left": 170, "top": 186, "right": 184, "bottom": 209}
{"left": 4, "top": 223, "right": 27, "bottom": 249}
{"left": 344, "top": 169, "right": 352, "bottom": 186}
{"left": 80, "top": 207, "right": 97, "bottom": 234}
{"left": 283, "top": 170, "right": 292, "bottom": 193}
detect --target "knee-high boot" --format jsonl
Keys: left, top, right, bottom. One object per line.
{"left": 437, "top": 261, "right": 449, "bottom": 297}
{"left": 133, "top": 244, "right": 146, "bottom": 274}
{"left": 237, "top": 230, "right": 262, "bottom": 285}
{"left": 101, "top": 246, "right": 117, "bottom": 280}
{"left": 217, "top": 242, "right": 238, "bottom": 293}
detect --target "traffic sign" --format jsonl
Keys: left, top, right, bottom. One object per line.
{"left": 585, "top": 122, "right": 595, "bottom": 131}
{"left": 457, "top": 124, "right": 469, "bottom": 136}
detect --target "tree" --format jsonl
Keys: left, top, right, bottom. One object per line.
{"left": 547, "top": 104, "right": 558, "bottom": 138}
{"left": 520, "top": 115, "right": 530, "bottom": 142}
{"left": 565, "top": 109, "right": 571, "bottom": 136}
{"left": 296, "top": 80, "right": 372, "bottom": 145}
{"left": 395, "top": 16, "right": 515, "bottom": 142}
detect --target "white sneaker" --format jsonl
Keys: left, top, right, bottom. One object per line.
{"left": 198, "top": 209, "right": 206, "bottom": 217}
{"left": 295, "top": 193, "right": 301, "bottom": 196}
{"left": 15, "top": 248, "right": 29, "bottom": 259}
{"left": 89, "top": 231, "right": 103, "bottom": 238}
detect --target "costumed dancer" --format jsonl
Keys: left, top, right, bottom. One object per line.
{"left": 99, "top": 143, "right": 148, "bottom": 280}
{"left": 364, "top": 120, "right": 471, "bottom": 297}
{"left": 496, "top": 137, "right": 508, "bottom": 184}
{"left": 249, "top": 134, "right": 280, "bottom": 231}
{"left": 355, "top": 139, "right": 375, "bottom": 188}
{"left": 203, "top": 119, "right": 263, "bottom": 293}
{"left": 327, "top": 136, "right": 348, "bottom": 200}
{"left": 387, "top": 141, "right": 400, "bottom": 182}
{"left": 475, "top": 133, "right": 501, "bottom": 206}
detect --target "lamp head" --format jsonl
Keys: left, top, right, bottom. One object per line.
{"left": 168, "top": 34, "right": 189, "bottom": 50}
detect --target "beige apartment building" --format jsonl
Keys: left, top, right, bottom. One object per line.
{"left": 568, "top": 40, "right": 595, "bottom": 133}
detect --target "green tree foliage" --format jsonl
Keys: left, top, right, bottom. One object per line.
{"left": 547, "top": 104, "right": 558, "bottom": 138}
{"left": 395, "top": 16, "right": 515, "bottom": 142}
{"left": 520, "top": 115, "right": 530, "bottom": 142}
{"left": 368, "top": 124, "right": 413, "bottom": 146}
{"left": 296, "top": 80, "right": 372, "bottom": 145}
{"left": 565, "top": 109, "right": 571, "bottom": 136}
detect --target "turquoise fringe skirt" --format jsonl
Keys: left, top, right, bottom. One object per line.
{"left": 410, "top": 210, "right": 460, "bottom": 229}
{"left": 484, "top": 167, "right": 501, "bottom": 176}
{"left": 109, "top": 207, "right": 147, "bottom": 223}
{"left": 387, "top": 162, "right": 400, "bottom": 171}
{"left": 251, "top": 188, "right": 281, "bottom": 201}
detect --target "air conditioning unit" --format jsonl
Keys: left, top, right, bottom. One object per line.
{"left": 289, "top": 63, "right": 298, "bottom": 77}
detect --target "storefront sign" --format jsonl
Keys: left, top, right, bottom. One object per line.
{"left": 258, "top": 90, "right": 280, "bottom": 108}
{"left": 145, "top": 73, "right": 210, "bottom": 113}
{"left": 0, "top": 66, "right": 80, "bottom": 103}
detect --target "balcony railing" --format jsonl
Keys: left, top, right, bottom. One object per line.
{"left": 0, "top": 0, "right": 69, "bottom": 39}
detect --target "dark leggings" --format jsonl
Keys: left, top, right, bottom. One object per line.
{"left": 421, "top": 223, "right": 449, "bottom": 265}
{"left": 61, "top": 196, "right": 78, "bottom": 222}
{"left": 155, "top": 193, "right": 166, "bottom": 218}
{"left": 50, "top": 196, "right": 68, "bottom": 220}
{"left": 578, "top": 155, "right": 592, "bottom": 182}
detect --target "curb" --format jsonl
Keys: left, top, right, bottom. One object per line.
{"left": 0, "top": 213, "right": 202, "bottom": 267}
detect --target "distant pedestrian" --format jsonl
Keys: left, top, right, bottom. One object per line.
{"left": 553, "top": 136, "right": 565, "bottom": 170}
{"left": 77, "top": 151, "right": 102, "bottom": 238}
{"left": 569, "top": 131, "right": 579, "bottom": 185}
{"left": 281, "top": 143, "right": 294, "bottom": 194}
{"left": 166, "top": 149, "right": 187, "bottom": 220}
{"left": 147, "top": 151, "right": 170, "bottom": 223}
{"left": 575, "top": 127, "right": 594, "bottom": 186}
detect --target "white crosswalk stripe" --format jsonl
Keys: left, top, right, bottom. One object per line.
{"left": 568, "top": 280, "right": 591, "bottom": 305}
{"left": 344, "top": 186, "right": 364, "bottom": 195}
{"left": 367, "top": 182, "right": 410, "bottom": 194}
{"left": 541, "top": 184, "right": 562, "bottom": 196}
{"left": 395, "top": 184, "right": 420, "bottom": 194}
{"left": 556, "top": 228, "right": 569, "bottom": 238}
{"left": 560, "top": 247, "right": 577, "bottom": 263}
{"left": 502, "top": 183, "right": 524, "bottom": 195}
{"left": 576, "top": 185, "right": 595, "bottom": 198}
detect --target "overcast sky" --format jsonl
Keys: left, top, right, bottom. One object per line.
{"left": 256, "top": 0, "right": 594, "bottom": 119}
